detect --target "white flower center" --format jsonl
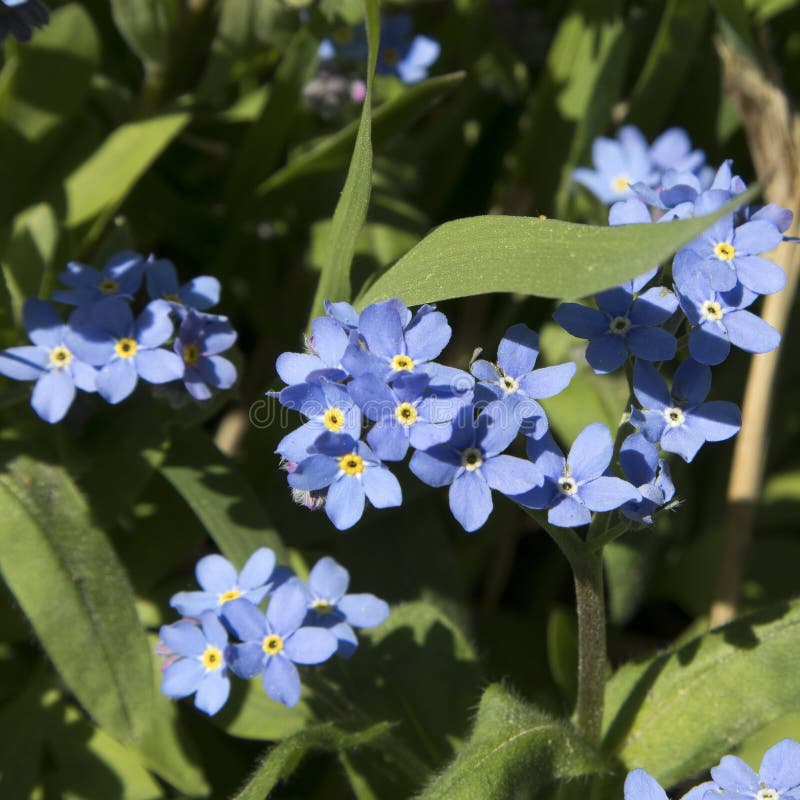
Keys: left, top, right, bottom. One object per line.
{"left": 701, "top": 300, "right": 724, "bottom": 321}
{"left": 499, "top": 375, "right": 519, "bottom": 394}
{"left": 461, "top": 448, "right": 483, "bottom": 471}
{"left": 756, "top": 790, "right": 779, "bottom": 800}
{"left": 663, "top": 406, "right": 685, "bottom": 427}
{"left": 558, "top": 476, "right": 578, "bottom": 496}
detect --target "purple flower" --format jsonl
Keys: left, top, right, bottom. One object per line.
{"left": 672, "top": 190, "right": 786, "bottom": 295}
{"left": 514, "top": 424, "right": 639, "bottom": 528}
{"left": 710, "top": 739, "right": 800, "bottom": 800}
{"left": 301, "top": 556, "right": 389, "bottom": 658}
{"left": 676, "top": 274, "right": 781, "bottom": 365}
{"left": 343, "top": 300, "right": 452, "bottom": 382}
{"left": 159, "top": 612, "right": 231, "bottom": 716}
{"left": 554, "top": 282, "right": 678, "bottom": 374}
{"left": 223, "top": 582, "right": 338, "bottom": 707}
{"left": 409, "top": 401, "right": 542, "bottom": 532}
{"left": 52, "top": 250, "right": 144, "bottom": 308}
{"left": 618, "top": 433, "right": 675, "bottom": 525}
{"left": 68, "top": 298, "right": 184, "bottom": 404}
{"left": 145, "top": 256, "right": 220, "bottom": 314}
{"left": 173, "top": 310, "right": 237, "bottom": 401}
{"left": 288, "top": 433, "right": 402, "bottom": 530}
{"left": 0, "top": 299, "right": 96, "bottom": 423}
{"left": 630, "top": 359, "right": 741, "bottom": 462}
{"left": 276, "top": 380, "right": 362, "bottom": 463}
{"left": 170, "top": 548, "right": 287, "bottom": 618}
{"left": 0, "top": 0, "right": 48, "bottom": 43}
{"left": 470, "top": 323, "right": 575, "bottom": 438}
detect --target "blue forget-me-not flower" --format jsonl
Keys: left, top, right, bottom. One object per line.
{"left": 173, "top": 310, "right": 237, "bottom": 401}
{"left": 618, "top": 433, "right": 675, "bottom": 525}
{"left": 145, "top": 255, "right": 220, "bottom": 314}
{"left": 708, "top": 738, "right": 800, "bottom": 800}
{"left": 53, "top": 251, "right": 145, "bottom": 309}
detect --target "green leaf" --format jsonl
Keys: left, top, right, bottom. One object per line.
{"left": 159, "top": 428, "right": 285, "bottom": 565}
{"left": 0, "top": 451, "right": 153, "bottom": 743}
{"left": 547, "top": 606, "right": 578, "bottom": 706}
{"left": 232, "top": 722, "right": 393, "bottom": 800}
{"left": 415, "top": 684, "right": 600, "bottom": 799}
{"left": 257, "top": 72, "right": 465, "bottom": 196}
{"left": 109, "top": 0, "right": 179, "bottom": 77}
{"left": 309, "top": 0, "right": 380, "bottom": 319}
{"left": 62, "top": 111, "right": 190, "bottom": 228}
{"left": 604, "top": 599, "right": 800, "bottom": 784}
{"left": 355, "top": 187, "right": 758, "bottom": 307}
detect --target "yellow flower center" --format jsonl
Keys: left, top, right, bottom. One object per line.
{"left": 714, "top": 242, "right": 735, "bottom": 261}
{"left": 312, "top": 599, "right": 334, "bottom": 614}
{"left": 183, "top": 342, "right": 201, "bottom": 366}
{"left": 99, "top": 279, "right": 119, "bottom": 294}
{"left": 395, "top": 402, "right": 418, "bottom": 426}
{"left": 262, "top": 634, "right": 284, "bottom": 656}
{"left": 218, "top": 589, "right": 241, "bottom": 605}
{"left": 391, "top": 354, "right": 415, "bottom": 372}
{"left": 324, "top": 407, "right": 345, "bottom": 432}
{"left": 611, "top": 175, "right": 631, "bottom": 193}
{"left": 201, "top": 645, "right": 223, "bottom": 671}
{"left": 338, "top": 453, "right": 365, "bottom": 476}
{"left": 461, "top": 448, "right": 483, "bottom": 471}
{"left": 701, "top": 300, "right": 724, "bottom": 321}
{"left": 49, "top": 346, "right": 73, "bottom": 369}
{"left": 115, "top": 338, "right": 138, "bottom": 359}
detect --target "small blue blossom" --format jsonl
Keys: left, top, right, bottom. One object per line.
{"left": 288, "top": 433, "right": 402, "bottom": 530}
{"left": 276, "top": 315, "right": 352, "bottom": 385}
{"left": 301, "top": 556, "right": 390, "bottom": 658}
{"left": 630, "top": 359, "right": 741, "bottom": 462}
{"left": 648, "top": 127, "right": 706, "bottom": 175}
{"left": 324, "top": 300, "right": 360, "bottom": 332}
{"left": 159, "top": 612, "right": 231, "bottom": 716}
{"left": 676, "top": 274, "right": 782, "bottom": 365}
{"left": 470, "top": 323, "right": 576, "bottom": 438}
{"left": 348, "top": 372, "right": 460, "bottom": 461}
{"left": 68, "top": 298, "right": 185, "bottom": 404}
{"left": 618, "top": 433, "right": 675, "bottom": 525}
{"left": 515, "top": 424, "right": 639, "bottom": 528}
{"left": 174, "top": 310, "right": 237, "bottom": 401}
{"left": 624, "top": 769, "right": 715, "bottom": 800}
{"left": 710, "top": 738, "right": 800, "bottom": 800}
{"left": 409, "top": 401, "right": 542, "bottom": 532}
{"left": 554, "top": 282, "right": 678, "bottom": 374}
{"left": 0, "top": 299, "right": 97, "bottom": 423}
{"left": 223, "top": 582, "right": 338, "bottom": 707}
{"left": 170, "top": 548, "right": 288, "bottom": 618}
{"left": 343, "top": 299, "right": 451, "bottom": 381}
{"left": 672, "top": 190, "right": 786, "bottom": 295}
{"left": 276, "top": 380, "right": 362, "bottom": 463}
{"left": 145, "top": 256, "right": 221, "bottom": 314}
{"left": 52, "top": 250, "right": 144, "bottom": 308}
{"left": 0, "top": 0, "right": 48, "bottom": 42}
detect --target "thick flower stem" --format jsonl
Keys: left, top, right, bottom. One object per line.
{"left": 571, "top": 543, "right": 606, "bottom": 742}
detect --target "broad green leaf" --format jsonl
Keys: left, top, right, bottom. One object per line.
{"left": 257, "top": 72, "right": 465, "bottom": 196}
{"left": 355, "top": 187, "right": 758, "bottom": 307}
{"left": 62, "top": 111, "right": 190, "bottom": 228}
{"left": 604, "top": 599, "right": 800, "bottom": 784}
{"left": 233, "top": 722, "right": 393, "bottom": 800}
{"left": 159, "top": 428, "right": 285, "bottom": 565}
{"left": 627, "top": 0, "right": 711, "bottom": 133}
{"left": 415, "top": 684, "right": 600, "bottom": 799}
{"left": 309, "top": 0, "right": 380, "bottom": 319}
{"left": 0, "top": 451, "right": 153, "bottom": 742}
{"left": 547, "top": 606, "right": 578, "bottom": 706}
{"left": 109, "top": 0, "right": 179, "bottom": 77}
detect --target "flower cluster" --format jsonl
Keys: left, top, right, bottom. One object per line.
{"left": 273, "top": 299, "right": 652, "bottom": 532}
{"left": 625, "top": 738, "right": 800, "bottom": 800}
{"left": 318, "top": 12, "right": 440, "bottom": 85}
{"left": 0, "top": 251, "right": 237, "bottom": 423}
{"left": 0, "top": 0, "right": 48, "bottom": 43}
{"left": 158, "top": 549, "right": 389, "bottom": 714}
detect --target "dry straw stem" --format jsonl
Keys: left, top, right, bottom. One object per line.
{"left": 709, "top": 39, "right": 800, "bottom": 628}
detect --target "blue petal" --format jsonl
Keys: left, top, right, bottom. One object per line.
{"left": 595, "top": 286, "right": 632, "bottom": 317}
{"left": 759, "top": 738, "right": 800, "bottom": 791}
{"left": 135, "top": 301, "right": 174, "bottom": 348}
{"left": 276, "top": 352, "right": 325, "bottom": 385}
{"left": 227, "top": 642, "right": 266, "bottom": 679}
{"left": 238, "top": 548, "right": 277, "bottom": 591}
{"left": 0, "top": 346, "right": 48, "bottom": 381}
{"left": 627, "top": 327, "right": 676, "bottom": 363}
{"left": 633, "top": 360, "right": 670, "bottom": 410}
{"left": 481, "top": 454, "right": 542, "bottom": 496}
{"left": 734, "top": 255, "right": 786, "bottom": 295}
{"left": 309, "top": 556, "right": 350, "bottom": 602}
{"left": 325, "top": 476, "right": 366, "bottom": 530}
{"left": 161, "top": 659, "right": 204, "bottom": 698}
{"left": 196, "top": 554, "right": 237, "bottom": 593}
{"left": 96, "top": 359, "right": 138, "bottom": 404}
{"left": 471, "top": 359, "right": 501, "bottom": 382}
{"left": 687, "top": 401, "right": 741, "bottom": 442}
{"left": 23, "top": 299, "right": 64, "bottom": 348}
{"left": 135, "top": 348, "right": 185, "bottom": 384}
{"left": 197, "top": 355, "right": 236, "bottom": 390}
{"left": 311, "top": 316, "right": 348, "bottom": 366}
{"left": 578, "top": 477, "right": 639, "bottom": 512}
{"left": 262, "top": 655, "right": 301, "bottom": 706}
{"left": 278, "top": 425, "right": 328, "bottom": 464}
{"left": 548, "top": 495, "right": 591, "bottom": 528}
{"left": 267, "top": 580, "right": 309, "bottom": 638}
{"left": 619, "top": 433, "right": 659, "bottom": 486}
{"left": 359, "top": 300, "right": 405, "bottom": 358}
{"left": 31, "top": 369, "right": 75, "bottom": 423}
{"left": 200, "top": 611, "right": 230, "bottom": 649}
{"left": 672, "top": 358, "right": 711, "bottom": 405}
{"left": 404, "top": 308, "right": 451, "bottom": 363}
{"left": 181, "top": 276, "right": 221, "bottom": 310}
{"left": 732, "top": 219, "right": 783, "bottom": 255}
{"left": 497, "top": 323, "right": 539, "bottom": 377}
{"left": 661, "top": 424, "right": 705, "bottom": 462}
{"left": 284, "top": 627, "right": 337, "bottom": 664}
{"left": 337, "top": 594, "right": 389, "bottom": 628}
{"left": 609, "top": 198, "right": 651, "bottom": 225}
{"left": 525, "top": 431, "right": 566, "bottom": 480}
{"left": 630, "top": 408, "right": 667, "bottom": 443}
{"left": 623, "top": 769, "right": 668, "bottom": 800}
{"left": 194, "top": 672, "right": 230, "bottom": 715}
{"left": 409, "top": 446, "right": 460, "bottom": 487}
{"left": 553, "top": 304, "right": 608, "bottom": 339}
{"left": 711, "top": 756, "right": 760, "bottom": 795}
{"left": 145, "top": 258, "right": 179, "bottom": 299}
{"left": 69, "top": 360, "right": 97, "bottom": 392}
{"left": 169, "top": 590, "right": 218, "bottom": 617}
{"left": 362, "top": 465, "right": 402, "bottom": 509}
{"left": 476, "top": 400, "right": 521, "bottom": 458}
{"left": 449, "top": 471, "right": 492, "bottom": 532}
{"left": 586, "top": 335, "right": 629, "bottom": 374}
{"left": 287, "top": 454, "right": 339, "bottom": 491}
{"left": 221, "top": 598, "right": 267, "bottom": 643}
{"left": 689, "top": 324, "right": 731, "bottom": 366}
{"left": 725, "top": 310, "right": 781, "bottom": 354}
{"left": 160, "top": 621, "right": 206, "bottom": 657}
{"left": 629, "top": 287, "right": 678, "bottom": 325}
{"left": 568, "top": 423, "right": 613, "bottom": 482}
